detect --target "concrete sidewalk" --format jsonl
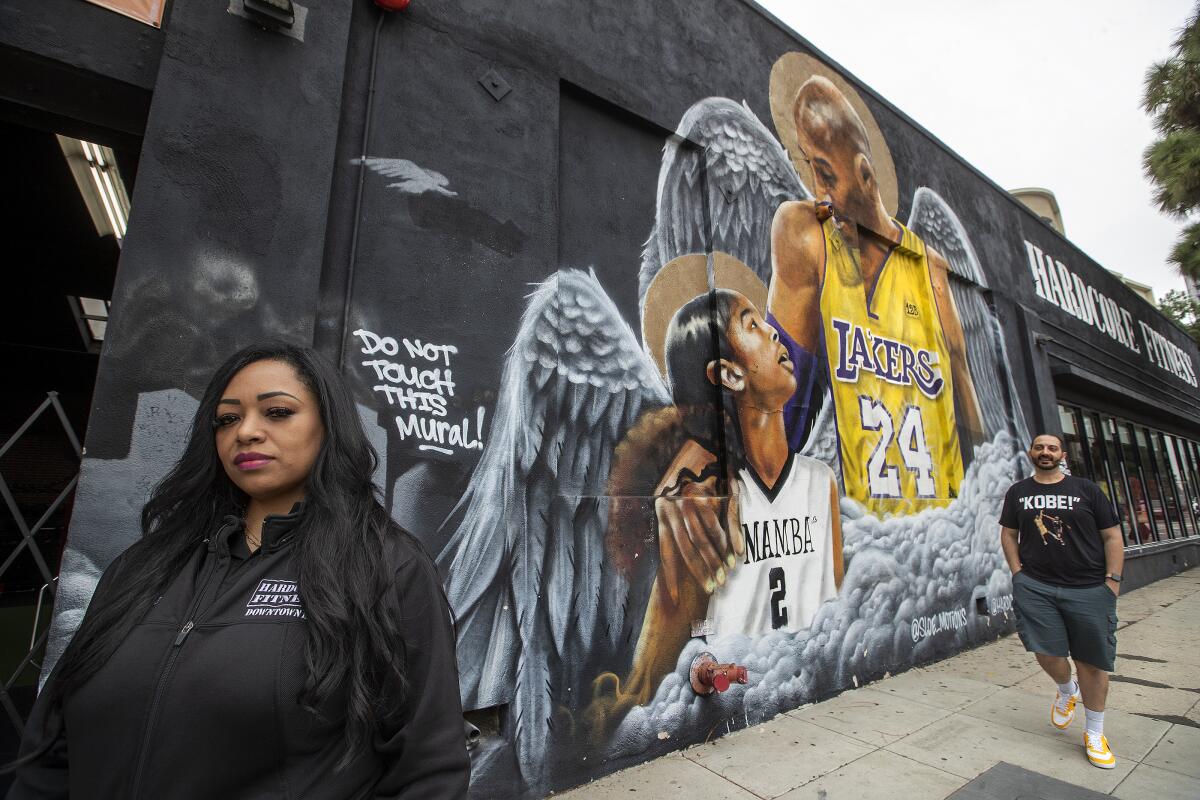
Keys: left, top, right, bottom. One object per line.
{"left": 557, "top": 567, "right": 1200, "bottom": 800}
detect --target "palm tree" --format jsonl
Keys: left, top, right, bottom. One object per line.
{"left": 1143, "top": 3, "right": 1200, "bottom": 277}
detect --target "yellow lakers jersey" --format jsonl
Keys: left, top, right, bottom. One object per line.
{"left": 818, "top": 218, "right": 964, "bottom": 515}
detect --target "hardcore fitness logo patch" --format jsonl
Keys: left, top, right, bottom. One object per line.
{"left": 245, "top": 579, "right": 306, "bottom": 619}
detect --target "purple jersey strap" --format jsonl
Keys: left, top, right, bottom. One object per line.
{"left": 766, "top": 311, "right": 822, "bottom": 452}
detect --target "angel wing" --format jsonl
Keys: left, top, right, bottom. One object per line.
{"left": 907, "top": 187, "right": 1029, "bottom": 442}
{"left": 639, "top": 98, "right": 811, "bottom": 315}
{"left": 352, "top": 156, "right": 457, "bottom": 197}
{"left": 437, "top": 269, "right": 669, "bottom": 788}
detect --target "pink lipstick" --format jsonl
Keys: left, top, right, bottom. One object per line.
{"left": 234, "top": 452, "right": 273, "bottom": 470}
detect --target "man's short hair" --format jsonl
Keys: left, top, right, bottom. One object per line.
{"left": 1031, "top": 432, "right": 1065, "bottom": 449}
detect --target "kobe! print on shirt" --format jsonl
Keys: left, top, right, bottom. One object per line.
{"left": 245, "top": 579, "right": 306, "bottom": 618}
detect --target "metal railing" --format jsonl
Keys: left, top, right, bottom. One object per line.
{"left": 0, "top": 392, "right": 81, "bottom": 737}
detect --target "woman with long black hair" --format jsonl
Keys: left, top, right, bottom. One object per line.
{"left": 7, "top": 343, "right": 470, "bottom": 799}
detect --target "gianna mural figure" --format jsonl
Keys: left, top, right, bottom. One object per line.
{"left": 589, "top": 287, "right": 844, "bottom": 730}
{"left": 663, "top": 289, "right": 843, "bottom": 637}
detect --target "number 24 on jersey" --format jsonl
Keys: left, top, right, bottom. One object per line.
{"left": 858, "top": 398, "right": 936, "bottom": 498}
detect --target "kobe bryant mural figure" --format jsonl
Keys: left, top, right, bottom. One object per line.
{"left": 769, "top": 73, "right": 983, "bottom": 514}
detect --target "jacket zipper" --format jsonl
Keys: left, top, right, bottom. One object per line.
{"left": 128, "top": 541, "right": 229, "bottom": 800}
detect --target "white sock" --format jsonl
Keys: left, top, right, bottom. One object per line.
{"left": 1056, "top": 679, "right": 1077, "bottom": 699}
{"left": 1084, "top": 706, "right": 1104, "bottom": 736}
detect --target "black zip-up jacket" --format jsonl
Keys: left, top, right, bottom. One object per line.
{"left": 9, "top": 508, "right": 470, "bottom": 799}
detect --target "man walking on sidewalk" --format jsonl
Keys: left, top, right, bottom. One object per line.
{"left": 1000, "top": 433, "right": 1124, "bottom": 769}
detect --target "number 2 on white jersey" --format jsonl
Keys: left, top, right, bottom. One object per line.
{"left": 859, "top": 398, "right": 935, "bottom": 498}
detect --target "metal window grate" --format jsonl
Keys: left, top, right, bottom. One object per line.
{"left": 67, "top": 296, "right": 111, "bottom": 353}
{"left": 0, "top": 392, "right": 81, "bottom": 738}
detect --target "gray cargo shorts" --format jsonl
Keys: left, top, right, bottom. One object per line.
{"left": 1011, "top": 571, "right": 1118, "bottom": 672}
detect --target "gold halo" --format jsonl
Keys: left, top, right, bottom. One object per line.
{"left": 641, "top": 252, "right": 769, "bottom": 377}
{"left": 769, "top": 51, "right": 898, "bottom": 217}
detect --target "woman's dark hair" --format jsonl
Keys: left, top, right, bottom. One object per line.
{"left": 605, "top": 291, "right": 745, "bottom": 574}
{"left": 31, "top": 342, "right": 408, "bottom": 767}
{"left": 664, "top": 288, "right": 742, "bottom": 454}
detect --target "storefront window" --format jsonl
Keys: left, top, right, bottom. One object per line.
{"left": 1058, "top": 405, "right": 1088, "bottom": 479}
{"left": 1119, "top": 420, "right": 1159, "bottom": 543}
{"left": 1081, "top": 413, "right": 1124, "bottom": 539}
{"left": 1057, "top": 403, "right": 1200, "bottom": 547}
{"left": 1162, "top": 434, "right": 1197, "bottom": 537}
{"left": 1180, "top": 439, "right": 1200, "bottom": 530}
{"left": 1152, "top": 431, "right": 1190, "bottom": 537}
{"left": 1138, "top": 427, "right": 1176, "bottom": 539}
{"left": 1101, "top": 416, "right": 1138, "bottom": 544}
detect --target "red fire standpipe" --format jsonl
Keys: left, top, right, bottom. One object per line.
{"left": 689, "top": 652, "right": 749, "bottom": 695}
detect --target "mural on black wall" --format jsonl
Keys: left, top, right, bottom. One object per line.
{"left": 43, "top": 48, "right": 1039, "bottom": 800}
{"left": 431, "top": 53, "right": 1034, "bottom": 794}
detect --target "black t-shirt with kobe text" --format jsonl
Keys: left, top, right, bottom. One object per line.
{"left": 999, "top": 475, "right": 1120, "bottom": 588}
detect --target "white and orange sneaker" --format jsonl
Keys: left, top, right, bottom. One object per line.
{"left": 1051, "top": 685, "right": 1081, "bottom": 729}
{"left": 1084, "top": 731, "right": 1116, "bottom": 769}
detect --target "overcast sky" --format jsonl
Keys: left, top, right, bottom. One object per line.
{"left": 756, "top": 0, "right": 1195, "bottom": 302}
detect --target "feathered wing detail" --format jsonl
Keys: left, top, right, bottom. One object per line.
{"left": 351, "top": 156, "right": 457, "bottom": 197}
{"left": 908, "top": 187, "right": 987, "bottom": 287}
{"left": 907, "top": 188, "right": 1029, "bottom": 442}
{"left": 799, "top": 391, "right": 841, "bottom": 477}
{"left": 639, "top": 98, "right": 811, "bottom": 315}
{"left": 437, "top": 269, "right": 669, "bottom": 788}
